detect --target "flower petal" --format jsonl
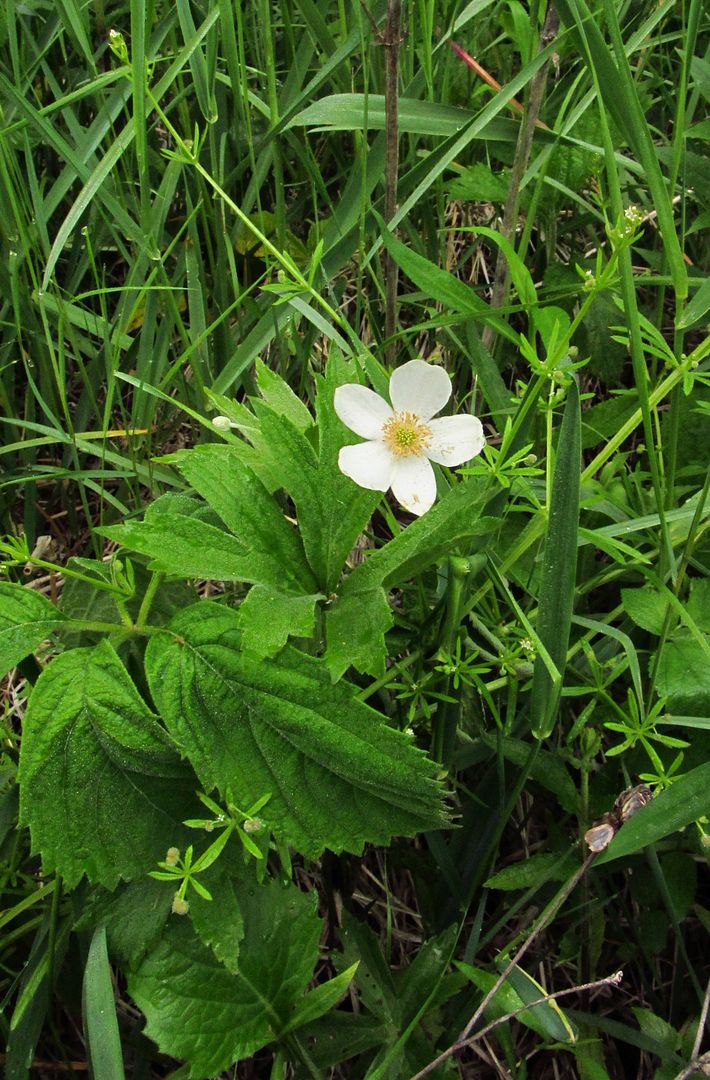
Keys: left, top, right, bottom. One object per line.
{"left": 334, "top": 384, "right": 393, "bottom": 438}
{"left": 391, "top": 456, "right": 437, "bottom": 516}
{"left": 338, "top": 441, "right": 396, "bottom": 491}
{"left": 425, "top": 414, "right": 485, "bottom": 467}
{"left": 389, "top": 360, "right": 452, "bottom": 420}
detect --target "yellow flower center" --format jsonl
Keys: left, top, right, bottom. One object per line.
{"left": 382, "top": 411, "right": 432, "bottom": 457}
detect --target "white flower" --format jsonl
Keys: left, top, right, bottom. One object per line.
{"left": 334, "top": 359, "right": 485, "bottom": 517}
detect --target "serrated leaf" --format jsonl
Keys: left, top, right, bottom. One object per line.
{"left": 75, "top": 878, "right": 174, "bottom": 969}
{"left": 100, "top": 513, "right": 289, "bottom": 588}
{"left": 255, "top": 358, "right": 314, "bottom": 431}
{"left": 596, "top": 762, "right": 710, "bottom": 864}
{"left": 655, "top": 635, "right": 710, "bottom": 709}
{"left": 145, "top": 603, "right": 449, "bottom": 857}
{"left": 0, "top": 583, "right": 67, "bottom": 677}
{"left": 686, "top": 579, "right": 710, "bottom": 633}
{"left": 621, "top": 588, "right": 667, "bottom": 635}
{"left": 326, "top": 485, "right": 493, "bottom": 677}
{"left": 129, "top": 878, "right": 321, "bottom": 1077}
{"left": 313, "top": 359, "right": 384, "bottom": 590}
{"left": 325, "top": 586, "right": 393, "bottom": 679}
{"left": 238, "top": 585, "right": 323, "bottom": 658}
{"left": 171, "top": 444, "right": 317, "bottom": 593}
{"left": 19, "top": 642, "right": 195, "bottom": 888}
{"left": 448, "top": 162, "right": 509, "bottom": 202}
{"left": 485, "top": 852, "right": 571, "bottom": 891}
{"left": 187, "top": 865, "right": 244, "bottom": 973}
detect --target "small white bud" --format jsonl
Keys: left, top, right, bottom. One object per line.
{"left": 212, "top": 415, "right": 234, "bottom": 432}
{"left": 172, "top": 893, "right": 190, "bottom": 915}
{"left": 165, "top": 847, "right": 180, "bottom": 866}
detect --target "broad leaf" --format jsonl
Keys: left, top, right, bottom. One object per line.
{"left": 101, "top": 513, "right": 290, "bottom": 588}
{"left": 326, "top": 482, "right": 494, "bottom": 677}
{"left": 19, "top": 641, "right": 195, "bottom": 888}
{"left": 238, "top": 585, "right": 323, "bottom": 658}
{"left": 187, "top": 863, "right": 244, "bottom": 974}
{"left": 655, "top": 635, "right": 710, "bottom": 710}
{"left": 171, "top": 443, "right": 318, "bottom": 593}
{"left": 621, "top": 587, "right": 666, "bottom": 636}
{"left": 75, "top": 878, "right": 174, "bottom": 969}
{"left": 130, "top": 878, "right": 321, "bottom": 1077}
{"left": 145, "top": 603, "right": 449, "bottom": 857}
{"left": 0, "top": 583, "right": 66, "bottom": 677}
{"left": 255, "top": 357, "right": 314, "bottom": 431}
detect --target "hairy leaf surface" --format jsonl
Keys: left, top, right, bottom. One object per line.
{"left": 145, "top": 603, "right": 449, "bottom": 856}
{"left": 19, "top": 642, "right": 194, "bottom": 888}
{"left": 0, "top": 583, "right": 66, "bottom": 677}
{"left": 129, "top": 879, "right": 321, "bottom": 1077}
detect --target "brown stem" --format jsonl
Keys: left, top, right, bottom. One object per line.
{"left": 480, "top": 3, "right": 559, "bottom": 354}
{"left": 383, "top": 0, "right": 401, "bottom": 361}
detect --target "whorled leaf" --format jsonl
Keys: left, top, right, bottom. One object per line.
{"left": 19, "top": 641, "right": 195, "bottom": 888}
{"left": 145, "top": 603, "right": 449, "bottom": 857}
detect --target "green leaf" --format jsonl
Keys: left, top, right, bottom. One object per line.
{"left": 101, "top": 513, "right": 291, "bottom": 588}
{"left": 621, "top": 587, "right": 667, "bottom": 635}
{"left": 461, "top": 225, "right": 537, "bottom": 308}
{"left": 595, "top": 762, "right": 710, "bottom": 864}
{"left": 485, "top": 852, "right": 571, "bottom": 891}
{"left": 656, "top": 635, "right": 710, "bottom": 709}
{"left": 456, "top": 963, "right": 575, "bottom": 1043}
{"left": 59, "top": 559, "right": 195, "bottom": 647}
{"left": 238, "top": 585, "right": 323, "bottom": 658}
{"left": 75, "top": 878, "right": 174, "bottom": 969}
{"left": 129, "top": 878, "right": 322, "bottom": 1076}
{"left": 554, "top": 0, "right": 687, "bottom": 300}
{"left": 171, "top": 444, "right": 318, "bottom": 593}
{"left": 312, "top": 358, "right": 384, "bottom": 591}
{"left": 82, "top": 927, "right": 126, "bottom": 1080}
{"left": 325, "top": 586, "right": 394, "bottom": 679}
{"left": 280, "top": 963, "right": 359, "bottom": 1036}
{"left": 255, "top": 357, "right": 314, "bottom": 432}
{"left": 187, "top": 864, "right": 245, "bottom": 974}
{"left": 327, "top": 482, "right": 494, "bottom": 677}
{"left": 530, "top": 380, "right": 581, "bottom": 738}
{"left": 19, "top": 641, "right": 194, "bottom": 888}
{"left": 448, "top": 162, "right": 509, "bottom": 202}
{"left": 378, "top": 216, "right": 516, "bottom": 342}
{"left": 144, "top": 603, "right": 449, "bottom": 857}
{"left": 290, "top": 93, "right": 519, "bottom": 139}
{"left": 0, "top": 583, "right": 66, "bottom": 677}
{"left": 686, "top": 579, "right": 710, "bottom": 633}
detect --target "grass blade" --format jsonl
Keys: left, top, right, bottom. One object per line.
{"left": 82, "top": 926, "right": 126, "bottom": 1080}
{"left": 530, "top": 379, "right": 581, "bottom": 738}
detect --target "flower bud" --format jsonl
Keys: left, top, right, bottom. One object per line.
{"left": 212, "top": 415, "right": 234, "bottom": 432}
{"left": 165, "top": 847, "right": 180, "bottom": 866}
{"left": 243, "top": 818, "right": 263, "bottom": 834}
{"left": 172, "top": 893, "right": 190, "bottom": 915}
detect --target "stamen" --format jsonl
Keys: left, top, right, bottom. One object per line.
{"left": 382, "top": 411, "right": 432, "bottom": 457}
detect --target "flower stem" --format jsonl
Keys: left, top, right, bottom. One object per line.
{"left": 431, "top": 556, "right": 469, "bottom": 768}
